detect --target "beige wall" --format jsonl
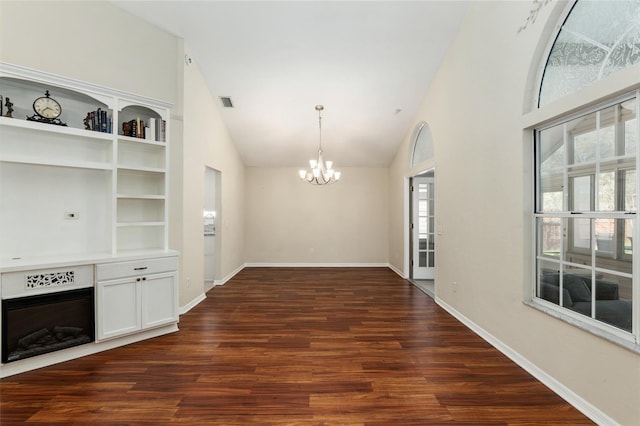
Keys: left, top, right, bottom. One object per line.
{"left": 0, "top": 1, "right": 179, "bottom": 103}
{"left": 390, "top": 2, "right": 639, "bottom": 423}
{"left": 181, "top": 56, "right": 246, "bottom": 305}
{"left": 245, "top": 167, "right": 388, "bottom": 265}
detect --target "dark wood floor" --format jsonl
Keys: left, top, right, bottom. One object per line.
{"left": 1, "top": 267, "right": 591, "bottom": 424}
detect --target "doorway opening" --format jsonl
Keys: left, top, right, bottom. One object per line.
{"left": 409, "top": 170, "right": 435, "bottom": 298}
{"left": 204, "top": 167, "right": 221, "bottom": 292}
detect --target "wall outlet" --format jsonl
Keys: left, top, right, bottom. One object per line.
{"left": 64, "top": 212, "right": 79, "bottom": 220}
{"left": 186, "top": 277, "right": 191, "bottom": 287}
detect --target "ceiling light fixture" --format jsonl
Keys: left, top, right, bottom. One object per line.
{"left": 298, "top": 105, "right": 341, "bottom": 185}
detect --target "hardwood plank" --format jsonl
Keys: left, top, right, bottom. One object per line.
{"left": 0, "top": 267, "right": 592, "bottom": 424}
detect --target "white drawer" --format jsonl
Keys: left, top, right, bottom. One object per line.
{"left": 96, "top": 256, "right": 177, "bottom": 281}
{"left": 1, "top": 265, "right": 94, "bottom": 299}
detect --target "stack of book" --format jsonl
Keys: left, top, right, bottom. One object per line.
{"left": 86, "top": 108, "right": 112, "bottom": 133}
{"left": 121, "top": 117, "right": 166, "bottom": 142}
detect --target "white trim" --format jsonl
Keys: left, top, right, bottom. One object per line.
{"left": 436, "top": 297, "right": 618, "bottom": 426}
{"left": 244, "top": 262, "right": 390, "bottom": 268}
{"left": 179, "top": 293, "right": 206, "bottom": 315}
{"left": 388, "top": 262, "right": 406, "bottom": 279}
{"left": 214, "top": 263, "right": 245, "bottom": 286}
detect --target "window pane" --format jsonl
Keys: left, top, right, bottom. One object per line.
{"left": 537, "top": 124, "right": 565, "bottom": 212}
{"left": 624, "top": 219, "right": 633, "bottom": 255}
{"left": 591, "top": 271, "right": 633, "bottom": 333}
{"left": 571, "top": 175, "right": 591, "bottom": 211}
{"left": 537, "top": 217, "right": 561, "bottom": 258}
{"left": 599, "top": 105, "right": 617, "bottom": 159}
{"left": 537, "top": 258, "right": 561, "bottom": 306}
{"left": 573, "top": 130, "right": 596, "bottom": 164}
{"left": 623, "top": 99, "right": 638, "bottom": 155}
{"left": 563, "top": 266, "right": 593, "bottom": 318}
{"left": 411, "top": 123, "right": 434, "bottom": 166}
{"left": 542, "top": 191, "right": 563, "bottom": 212}
{"left": 418, "top": 252, "right": 427, "bottom": 267}
{"left": 539, "top": 1, "right": 640, "bottom": 106}
{"left": 595, "top": 218, "right": 614, "bottom": 253}
{"left": 625, "top": 170, "right": 636, "bottom": 211}
{"left": 571, "top": 217, "right": 591, "bottom": 251}
{"left": 598, "top": 171, "right": 615, "bottom": 211}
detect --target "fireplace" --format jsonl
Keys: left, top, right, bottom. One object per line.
{"left": 2, "top": 288, "right": 95, "bottom": 363}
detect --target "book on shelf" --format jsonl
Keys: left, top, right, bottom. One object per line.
{"left": 121, "top": 116, "right": 166, "bottom": 142}
{"left": 85, "top": 108, "right": 112, "bottom": 133}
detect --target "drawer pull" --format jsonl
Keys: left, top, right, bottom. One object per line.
{"left": 133, "top": 267, "right": 148, "bottom": 271}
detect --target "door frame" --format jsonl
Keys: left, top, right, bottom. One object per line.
{"left": 406, "top": 168, "right": 436, "bottom": 283}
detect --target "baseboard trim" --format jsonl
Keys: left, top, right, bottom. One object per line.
{"left": 435, "top": 297, "right": 616, "bottom": 426}
{"left": 244, "top": 262, "right": 390, "bottom": 268}
{"left": 180, "top": 293, "right": 206, "bottom": 315}
{"left": 180, "top": 265, "right": 247, "bottom": 315}
{"left": 214, "top": 264, "right": 246, "bottom": 286}
{"left": 388, "top": 263, "right": 407, "bottom": 279}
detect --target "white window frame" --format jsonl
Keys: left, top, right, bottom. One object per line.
{"left": 523, "top": 1, "right": 640, "bottom": 351}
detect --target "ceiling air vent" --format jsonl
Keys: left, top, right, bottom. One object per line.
{"left": 219, "top": 96, "right": 234, "bottom": 108}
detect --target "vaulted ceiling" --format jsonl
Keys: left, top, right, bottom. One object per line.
{"left": 113, "top": 1, "right": 469, "bottom": 167}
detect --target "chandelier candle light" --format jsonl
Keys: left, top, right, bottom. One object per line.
{"left": 299, "top": 105, "right": 341, "bottom": 185}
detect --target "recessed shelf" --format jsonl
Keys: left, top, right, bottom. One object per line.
{"left": 0, "top": 155, "right": 113, "bottom": 171}
{"left": 0, "top": 116, "right": 112, "bottom": 141}
{"left": 117, "top": 135, "right": 165, "bottom": 146}
{"left": 117, "top": 194, "right": 166, "bottom": 200}
{"left": 117, "top": 165, "right": 165, "bottom": 173}
{"left": 117, "top": 222, "right": 165, "bottom": 227}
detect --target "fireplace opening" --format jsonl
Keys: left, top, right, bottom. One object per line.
{"left": 2, "top": 288, "right": 94, "bottom": 363}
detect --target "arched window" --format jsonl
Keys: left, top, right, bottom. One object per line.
{"left": 531, "top": 0, "right": 640, "bottom": 344}
{"left": 411, "top": 122, "right": 434, "bottom": 167}
{"left": 539, "top": 0, "right": 640, "bottom": 106}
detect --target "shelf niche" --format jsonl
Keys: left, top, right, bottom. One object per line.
{"left": 0, "top": 77, "right": 112, "bottom": 133}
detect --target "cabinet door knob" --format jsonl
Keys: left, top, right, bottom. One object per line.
{"left": 142, "top": 277, "right": 147, "bottom": 281}
{"left": 136, "top": 278, "right": 141, "bottom": 282}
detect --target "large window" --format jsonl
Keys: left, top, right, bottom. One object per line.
{"left": 535, "top": 97, "right": 637, "bottom": 335}
{"left": 532, "top": 0, "right": 640, "bottom": 346}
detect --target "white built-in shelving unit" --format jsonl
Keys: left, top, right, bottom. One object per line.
{"left": 0, "top": 63, "right": 173, "bottom": 261}
{"left": 0, "top": 63, "right": 178, "bottom": 377}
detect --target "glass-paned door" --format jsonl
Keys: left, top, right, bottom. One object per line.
{"left": 412, "top": 176, "right": 435, "bottom": 279}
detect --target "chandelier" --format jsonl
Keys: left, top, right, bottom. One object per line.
{"left": 298, "top": 105, "right": 341, "bottom": 185}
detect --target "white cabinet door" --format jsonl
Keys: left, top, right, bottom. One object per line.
{"left": 97, "top": 277, "right": 141, "bottom": 340}
{"left": 141, "top": 272, "right": 177, "bottom": 329}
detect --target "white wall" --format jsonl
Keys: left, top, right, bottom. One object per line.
{"left": 390, "top": 2, "right": 639, "bottom": 424}
{"left": 245, "top": 167, "right": 388, "bottom": 265}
